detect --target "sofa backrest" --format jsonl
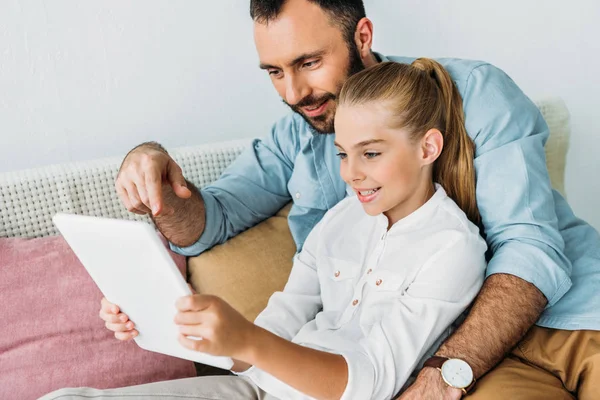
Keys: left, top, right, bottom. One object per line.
{"left": 0, "top": 140, "right": 248, "bottom": 238}
{"left": 0, "top": 98, "right": 570, "bottom": 239}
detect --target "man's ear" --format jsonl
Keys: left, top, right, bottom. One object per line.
{"left": 421, "top": 129, "right": 444, "bottom": 166}
{"left": 354, "top": 17, "right": 374, "bottom": 62}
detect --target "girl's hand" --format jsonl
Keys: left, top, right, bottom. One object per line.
{"left": 174, "top": 294, "right": 257, "bottom": 361}
{"left": 98, "top": 297, "right": 138, "bottom": 340}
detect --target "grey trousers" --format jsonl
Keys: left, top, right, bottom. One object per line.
{"left": 39, "top": 376, "right": 281, "bottom": 400}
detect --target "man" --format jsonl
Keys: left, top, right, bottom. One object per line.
{"left": 91, "top": 0, "right": 600, "bottom": 398}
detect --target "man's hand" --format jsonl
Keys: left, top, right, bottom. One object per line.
{"left": 398, "top": 367, "right": 462, "bottom": 400}
{"left": 116, "top": 142, "right": 191, "bottom": 217}
{"left": 401, "top": 274, "right": 546, "bottom": 399}
{"left": 174, "top": 294, "right": 257, "bottom": 361}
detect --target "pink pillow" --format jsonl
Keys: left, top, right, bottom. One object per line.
{"left": 0, "top": 234, "right": 196, "bottom": 400}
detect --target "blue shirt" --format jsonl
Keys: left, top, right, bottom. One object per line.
{"left": 172, "top": 54, "right": 600, "bottom": 331}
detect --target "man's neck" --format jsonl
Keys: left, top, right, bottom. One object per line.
{"left": 364, "top": 51, "right": 380, "bottom": 68}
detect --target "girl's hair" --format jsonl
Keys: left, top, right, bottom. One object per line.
{"left": 339, "top": 60, "right": 481, "bottom": 225}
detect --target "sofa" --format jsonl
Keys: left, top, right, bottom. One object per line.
{"left": 0, "top": 97, "right": 570, "bottom": 399}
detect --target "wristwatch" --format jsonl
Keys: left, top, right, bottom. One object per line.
{"left": 423, "top": 356, "right": 476, "bottom": 395}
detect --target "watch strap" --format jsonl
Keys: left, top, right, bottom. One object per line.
{"left": 423, "top": 355, "right": 449, "bottom": 369}
{"left": 423, "top": 356, "right": 476, "bottom": 394}
{"left": 464, "top": 378, "right": 476, "bottom": 394}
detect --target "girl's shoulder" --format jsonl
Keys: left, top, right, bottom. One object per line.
{"left": 436, "top": 194, "right": 481, "bottom": 238}
{"left": 429, "top": 195, "right": 487, "bottom": 259}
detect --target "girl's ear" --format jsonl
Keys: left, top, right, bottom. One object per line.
{"left": 421, "top": 128, "right": 444, "bottom": 165}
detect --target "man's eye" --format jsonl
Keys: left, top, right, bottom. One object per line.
{"left": 302, "top": 60, "right": 318, "bottom": 68}
{"left": 336, "top": 152, "right": 347, "bottom": 160}
{"left": 365, "top": 152, "right": 380, "bottom": 159}
{"left": 268, "top": 69, "right": 282, "bottom": 77}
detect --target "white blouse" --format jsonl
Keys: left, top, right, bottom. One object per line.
{"left": 239, "top": 185, "right": 487, "bottom": 399}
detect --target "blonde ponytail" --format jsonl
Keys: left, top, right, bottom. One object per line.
{"left": 411, "top": 58, "right": 480, "bottom": 225}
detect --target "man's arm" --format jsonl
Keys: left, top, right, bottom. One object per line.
{"left": 117, "top": 141, "right": 204, "bottom": 246}
{"left": 116, "top": 115, "right": 299, "bottom": 256}
{"left": 152, "top": 180, "right": 206, "bottom": 248}
{"left": 444, "top": 63, "right": 572, "bottom": 370}
{"left": 402, "top": 275, "right": 546, "bottom": 399}
{"left": 170, "top": 118, "right": 300, "bottom": 256}
{"left": 436, "top": 274, "right": 546, "bottom": 378}
{"left": 401, "top": 62, "right": 572, "bottom": 399}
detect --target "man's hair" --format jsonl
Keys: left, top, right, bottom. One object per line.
{"left": 250, "top": 0, "right": 366, "bottom": 45}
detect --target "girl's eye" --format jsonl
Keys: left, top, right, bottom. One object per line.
{"left": 335, "top": 152, "right": 347, "bottom": 160}
{"left": 365, "top": 152, "right": 380, "bottom": 159}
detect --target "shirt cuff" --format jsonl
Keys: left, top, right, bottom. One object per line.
{"left": 169, "top": 189, "right": 221, "bottom": 256}
{"left": 232, "top": 365, "right": 257, "bottom": 377}
{"left": 339, "top": 350, "right": 375, "bottom": 400}
{"left": 485, "top": 240, "right": 572, "bottom": 307}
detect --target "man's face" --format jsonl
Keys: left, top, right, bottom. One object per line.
{"left": 253, "top": 0, "right": 364, "bottom": 134}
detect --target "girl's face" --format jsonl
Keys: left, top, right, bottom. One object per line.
{"left": 334, "top": 102, "right": 435, "bottom": 226}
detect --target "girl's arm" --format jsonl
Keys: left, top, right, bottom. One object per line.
{"left": 175, "top": 218, "right": 328, "bottom": 372}
{"left": 242, "top": 326, "right": 348, "bottom": 400}
{"left": 177, "top": 294, "right": 348, "bottom": 399}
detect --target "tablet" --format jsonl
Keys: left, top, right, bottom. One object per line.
{"left": 52, "top": 213, "right": 234, "bottom": 370}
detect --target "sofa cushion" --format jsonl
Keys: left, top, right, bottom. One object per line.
{"left": 188, "top": 203, "right": 296, "bottom": 322}
{"left": 536, "top": 97, "right": 570, "bottom": 198}
{"left": 0, "top": 234, "right": 196, "bottom": 400}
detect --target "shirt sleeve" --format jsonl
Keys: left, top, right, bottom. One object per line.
{"left": 464, "top": 63, "right": 572, "bottom": 306}
{"left": 252, "top": 218, "right": 324, "bottom": 340}
{"left": 170, "top": 116, "right": 298, "bottom": 256}
{"left": 340, "top": 234, "right": 487, "bottom": 399}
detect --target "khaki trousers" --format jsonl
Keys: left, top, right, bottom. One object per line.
{"left": 467, "top": 326, "right": 600, "bottom": 399}
{"left": 39, "top": 375, "right": 278, "bottom": 400}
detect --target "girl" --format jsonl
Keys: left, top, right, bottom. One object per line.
{"left": 46, "top": 59, "right": 487, "bottom": 400}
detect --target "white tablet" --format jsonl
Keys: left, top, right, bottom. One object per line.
{"left": 52, "top": 213, "right": 234, "bottom": 370}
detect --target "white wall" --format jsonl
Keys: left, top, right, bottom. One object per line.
{"left": 1, "top": 0, "right": 598, "bottom": 230}
{"left": 0, "top": 1, "right": 288, "bottom": 169}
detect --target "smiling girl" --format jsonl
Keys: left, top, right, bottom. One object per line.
{"left": 46, "top": 59, "right": 487, "bottom": 400}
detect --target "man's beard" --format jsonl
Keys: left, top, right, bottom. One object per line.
{"left": 284, "top": 44, "right": 366, "bottom": 134}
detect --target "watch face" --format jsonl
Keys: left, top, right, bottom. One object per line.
{"left": 441, "top": 359, "right": 473, "bottom": 389}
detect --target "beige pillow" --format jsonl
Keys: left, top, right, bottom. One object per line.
{"left": 188, "top": 203, "right": 296, "bottom": 322}
{"left": 536, "top": 97, "right": 571, "bottom": 198}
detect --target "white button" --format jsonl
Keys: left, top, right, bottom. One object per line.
{"left": 295, "top": 192, "right": 301, "bottom": 199}
{"left": 334, "top": 271, "right": 340, "bottom": 278}
{"left": 352, "top": 299, "right": 359, "bottom": 306}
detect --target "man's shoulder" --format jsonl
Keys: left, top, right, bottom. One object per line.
{"left": 384, "top": 54, "right": 540, "bottom": 146}
{"left": 384, "top": 55, "right": 506, "bottom": 93}
{"left": 386, "top": 55, "right": 489, "bottom": 69}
